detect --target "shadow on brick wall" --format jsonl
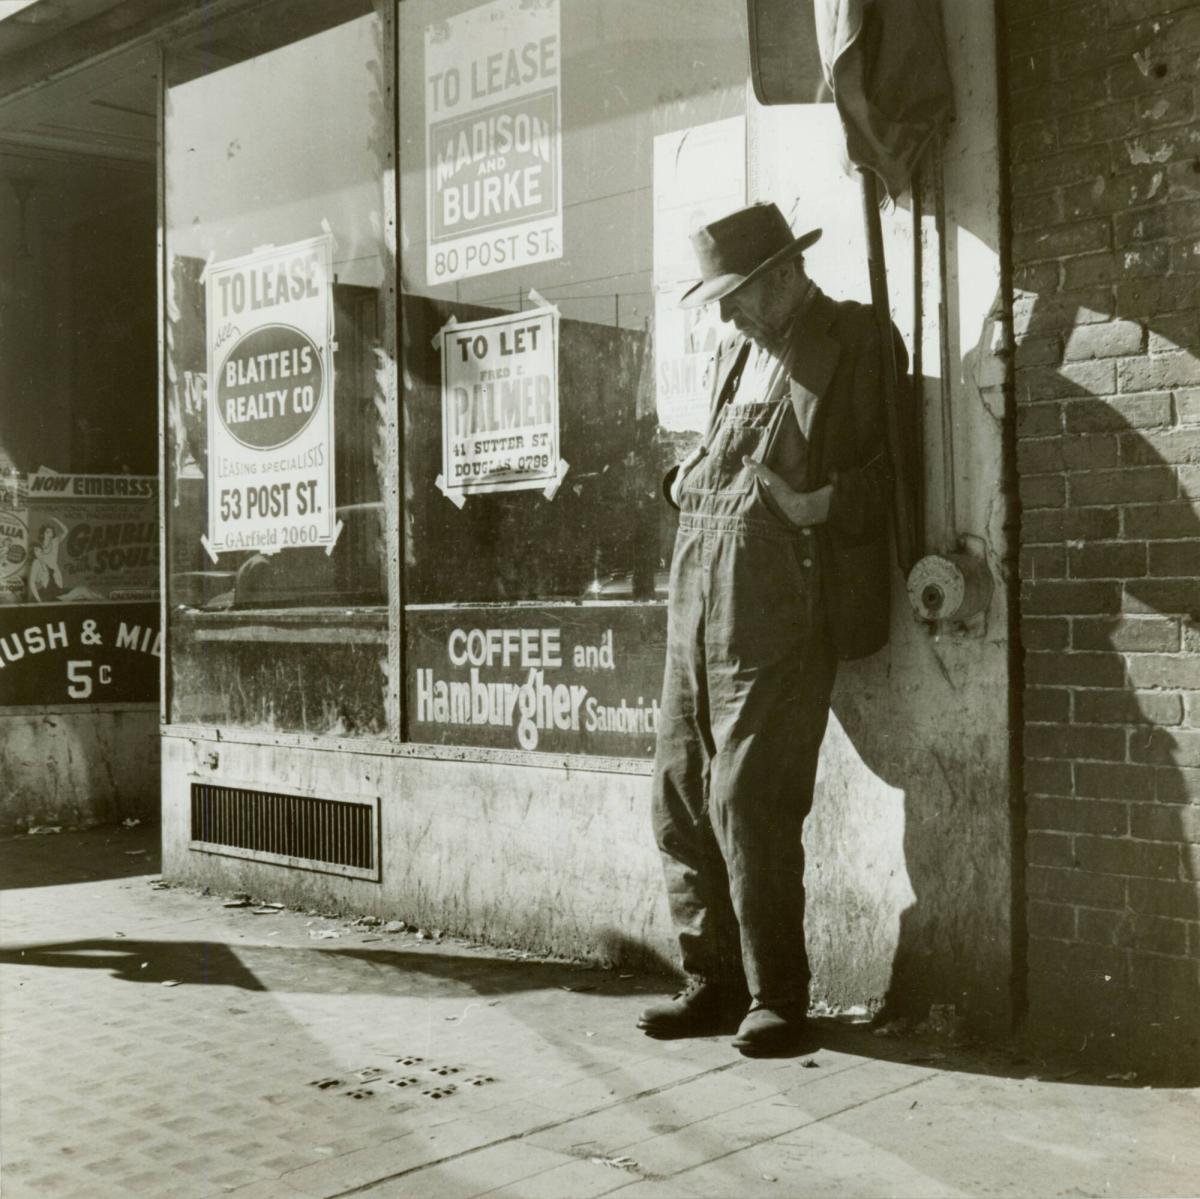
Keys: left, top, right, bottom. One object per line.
{"left": 1015, "top": 266, "right": 1200, "bottom": 1081}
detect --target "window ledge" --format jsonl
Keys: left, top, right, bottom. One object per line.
{"left": 176, "top": 606, "right": 387, "bottom": 645}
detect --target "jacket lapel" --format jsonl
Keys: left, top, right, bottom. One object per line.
{"left": 700, "top": 294, "right": 839, "bottom": 444}
{"left": 788, "top": 289, "right": 841, "bottom": 440}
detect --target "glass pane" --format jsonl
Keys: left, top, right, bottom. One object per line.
{"left": 398, "top": 0, "right": 749, "bottom": 756}
{"left": 164, "top": 0, "right": 392, "bottom": 736}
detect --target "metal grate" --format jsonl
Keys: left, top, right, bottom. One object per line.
{"left": 189, "top": 782, "right": 380, "bottom": 881}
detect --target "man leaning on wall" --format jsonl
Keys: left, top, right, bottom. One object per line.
{"left": 641, "top": 200, "right": 904, "bottom": 1057}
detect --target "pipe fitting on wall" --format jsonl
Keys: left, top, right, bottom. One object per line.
{"left": 906, "top": 545, "right": 994, "bottom": 625}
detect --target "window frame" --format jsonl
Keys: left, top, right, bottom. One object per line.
{"left": 157, "top": 0, "right": 402, "bottom": 741}
{"left": 390, "top": 0, "right": 751, "bottom": 768}
{"left": 154, "top": 0, "right": 755, "bottom": 775}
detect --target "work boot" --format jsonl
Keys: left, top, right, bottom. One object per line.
{"left": 732, "top": 1002, "right": 813, "bottom": 1057}
{"left": 637, "top": 976, "right": 748, "bottom": 1039}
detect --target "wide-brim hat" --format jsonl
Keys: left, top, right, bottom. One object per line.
{"left": 679, "top": 202, "right": 822, "bottom": 309}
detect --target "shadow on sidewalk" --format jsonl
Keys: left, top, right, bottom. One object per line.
{"left": 3, "top": 934, "right": 1192, "bottom": 1087}
{"left": 0, "top": 936, "right": 650, "bottom": 999}
{"left": 0, "top": 826, "right": 161, "bottom": 891}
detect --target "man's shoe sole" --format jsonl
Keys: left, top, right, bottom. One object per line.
{"left": 731, "top": 1023, "right": 815, "bottom": 1057}
{"left": 637, "top": 1014, "right": 739, "bottom": 1039}
{"left": 732, "top": 1036, "right": 800, "bottom": 1057}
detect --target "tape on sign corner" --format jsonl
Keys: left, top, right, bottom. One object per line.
{"left": 199, "top": 534, "right": 219, "bottom": 565}
{"left": 435, "top": 474, "right": 467, "bottom": 510}
{"left": 432, "top": 314, "right": 458, "bottom": 350}
{"left": 319, "top": 218, "right": 339, "bottom": 251}
{"left": 526, "top": 288, "right": 559, "bottom": 315}
{"left": 543, "top": 458, "right": 570, "bottom": 501}
{"left": 324, "top": 519, "right": 345, "bottom": 557}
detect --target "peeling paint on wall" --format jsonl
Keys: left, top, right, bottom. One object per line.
{"left": 0, "top": 712, "right": 159, "bottom": 830}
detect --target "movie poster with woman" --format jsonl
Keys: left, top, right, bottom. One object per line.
{"left": 0, "top": 470, "right": 159, "bottom": 707}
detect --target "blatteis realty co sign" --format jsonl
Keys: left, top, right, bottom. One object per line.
{"left": 203, "top": 235, "right": 337, "bottom": 558}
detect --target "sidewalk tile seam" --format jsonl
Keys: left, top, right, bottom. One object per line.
{"left": 636, "top": 1071, "right": 942, "bottom": 1191}
{"left": 277, "top": 1061, "right": 747, "bottom": 1198}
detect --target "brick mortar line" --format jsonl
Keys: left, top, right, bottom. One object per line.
{"left": 1018, "top": 238, "right": 1197, "bottom": 269}
{"left": 1011, "top": 198, "right": 1197, "bottom": 235}
{"left": 1027, "top": 829, "right": 1193, "bottom": 842}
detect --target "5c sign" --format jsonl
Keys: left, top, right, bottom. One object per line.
{"left": 66, "top": 659, "right": 112, "bottom": 699}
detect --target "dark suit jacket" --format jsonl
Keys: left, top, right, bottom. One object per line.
{"left": 664, "top": 286, "right": 906, "bottom": 661}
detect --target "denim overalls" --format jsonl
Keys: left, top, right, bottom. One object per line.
{"left": 651, "top": 343, "right": 837, "bottom": 1009}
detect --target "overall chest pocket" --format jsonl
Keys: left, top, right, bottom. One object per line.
{"left": 683, "top": 410, "right": 772, "bottom": 497}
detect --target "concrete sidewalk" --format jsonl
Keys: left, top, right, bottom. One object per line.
{"left": 1, "top": 827, "right": 1197, "bottom": 1199}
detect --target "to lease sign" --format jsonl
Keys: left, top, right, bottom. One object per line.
{"left": 425, "top": 0, "right": 562, "bottom": 284}
{"left": 204, "top": 236, "right": 336, "bottom": 555}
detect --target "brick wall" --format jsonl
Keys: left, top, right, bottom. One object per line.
{"left": 1006, "top": 0, "right": 1200, "bottom": 1076}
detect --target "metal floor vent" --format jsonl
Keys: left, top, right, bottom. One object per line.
{"left": 189, "top": 781, "right": 380, "bottom": 881}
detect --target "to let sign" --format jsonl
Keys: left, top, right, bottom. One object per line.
{"left": 437, "top": 304, "right": 564, "bottom": 503}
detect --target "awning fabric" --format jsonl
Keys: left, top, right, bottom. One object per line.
{"left": 814, "top": 0, "right": 954, "bottom": 199}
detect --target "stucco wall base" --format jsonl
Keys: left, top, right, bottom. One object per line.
{"left": 808, "top": 594, "right": 1014, "bottom": 1040}
{"left": 0, "top": 710, "right": 160, "bottom": 831}
{"left": 164, "top": 730, "right": 1013, "bottom": 1036}
{"left": 161, "top": 735, "right": 679, "bottom": 972}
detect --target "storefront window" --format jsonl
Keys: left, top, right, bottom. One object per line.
{"left": 164, "top": 0, "right": 393, "bottom": 735}
{"left": 397, "top": 0, "right": 749, "bottom": 757}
